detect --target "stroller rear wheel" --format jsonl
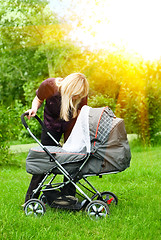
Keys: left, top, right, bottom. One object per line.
{"left": 40, "top": 194, "right": 48, "bottom": 205}
{"left": 24, "top": 199, "right": 46, "bottom": 216}
{"left": 85, "top": 200, "right": 109, "bottom": 220}
{"left": 97, "top": 191, "right": 118, "bottom": 206}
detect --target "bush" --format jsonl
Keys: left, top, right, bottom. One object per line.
{"left": 0, "top": 100, "right": 44, "bottom": 165}
{"left": 9, "top": 100, "right": 44, "bottom": 141}
{"left": 88, "top": 94, "right": 116, "bottom": 111}
{"left": 146, "top": 79, "right": 161, "bottom": 141}
{"left": 0, "top": 104, "right": 12, "bottom": 164}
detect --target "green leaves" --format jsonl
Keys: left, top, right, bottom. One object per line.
{"left": 0, "top": 0, "right": 161, "bottom": 146}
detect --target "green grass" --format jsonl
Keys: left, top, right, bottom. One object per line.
{"left": 0, "top": 145, "right": 161, "bottom": 240}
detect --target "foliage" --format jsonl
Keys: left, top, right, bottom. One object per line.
{"left": 0, "top": 104, "right": 12, "bottom": 164}
{"left": 114, "top": 59, "right": 161, "bottom": 144}
{"left": 0, "top": 0, "right": 61, "bottom": 104}
{"left": 0, "top": 100, "right": 44, "bottom": 161}
{"left": 88, "top": 94, "right": 116, "bottom": 110}
{"left": 11, "top": 100, "right": 44, "bottom": 140}
{"left": 145, "top": 61, "right": 161, "bottom": 140}
{"left": 0, "top": 0, "right": 161, "bottom": 145}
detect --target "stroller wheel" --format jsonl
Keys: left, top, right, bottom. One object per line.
{"left": 40, "top": 194, "right": 47, "bottom": 205}
{"left": 24, "top": 199, "right": 46, "bottom": 216}
{"left": 85, "top": 200, "right": 109, "bottom": 220}
{"left": 97, "top": 191, "right": 118, "bottom": 206}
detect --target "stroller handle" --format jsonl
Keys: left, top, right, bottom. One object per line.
{"left": 21, "top": 112, "right": 61, "bottom": 147}
{"left": 21, "top": 112, "right": 47, "bottom": 131}
{"left": 21, "top": 112, "right": 30, "bottom": 129}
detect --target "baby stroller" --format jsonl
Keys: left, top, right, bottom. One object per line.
{"left": 21, "top": 106, "right": 131, "bottom": 220}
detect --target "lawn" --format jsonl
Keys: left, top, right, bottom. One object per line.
{"left": 0, "top": 144, "right": 161, "bottom": 240}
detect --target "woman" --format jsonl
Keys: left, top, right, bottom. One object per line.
{"left": 24, "top": 73, "right": 89, "bottom": 203}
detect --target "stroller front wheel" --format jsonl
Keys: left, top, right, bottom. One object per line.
{"left": 24, "top": 198, "right": 46, "bottom": 216}
{"left": 85, "top": 200, "right": 109, "bottom": 220}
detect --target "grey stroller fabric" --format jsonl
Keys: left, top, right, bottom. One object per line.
{"left": 89, "top": 107, "right": 131, "bottom": 172}
{"left": 26, "top": 107, "right": 131, "bottom": 176}
{"left": 26, "top": 146, "right": 88, "bottom": 175}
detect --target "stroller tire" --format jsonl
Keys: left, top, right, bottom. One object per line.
{"left": 85, "top": 200, "right": 109, "bottom": 220}
{"left": 97, "top": 191, "right": 118, "bottom": 206}
{"left": 24, "top": 198, "right": 46, "bottom": 216}
{"left": 40, "top": 194, "right": 48, "bottom": 205}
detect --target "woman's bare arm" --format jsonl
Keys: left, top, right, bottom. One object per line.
{"left": 26, "top": 96, "right": 43, "bottom": 120}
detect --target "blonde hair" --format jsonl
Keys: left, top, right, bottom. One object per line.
{"left": 56, "top": 73, "right": 89, "bottom": 121}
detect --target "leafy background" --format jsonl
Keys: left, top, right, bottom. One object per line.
{"left": 0, "top": 0, "right": 161, "bottom": 163}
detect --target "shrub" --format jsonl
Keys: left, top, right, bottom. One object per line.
{"left": 146, "top": 79, "right": 161, "bottom": 140}
{"left": 115, "top": 77, "right": 161, "bottom": 145}
{"left": 10, "top": 100, "right": 43, "bottom": 141}
{"left": 0, "top": 104, "right": 12, "bottom": 164}
{"left": 88, "top": 94, "right": 116, "bottom": 111}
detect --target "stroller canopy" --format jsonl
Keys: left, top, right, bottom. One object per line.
{"left": 62, "top": 106, "right": 91, "bottom": 153}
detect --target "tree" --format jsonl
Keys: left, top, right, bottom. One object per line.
{"left": 0, "top": 0, "right": 69, "bottom": 104}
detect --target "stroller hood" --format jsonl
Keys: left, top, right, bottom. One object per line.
{"left": 89, "top": 107, "right": 131, "bottom": 172}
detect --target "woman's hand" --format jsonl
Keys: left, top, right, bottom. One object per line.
{"left": 26, "top": 109, "right": 37, "bottom": 120}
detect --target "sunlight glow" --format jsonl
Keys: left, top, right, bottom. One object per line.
{"left": 50, "top": 0, "right": 161, "bottom": 61}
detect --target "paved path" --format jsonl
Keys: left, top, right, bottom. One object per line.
{"left": 10, "top": 143, "right": 38, "bottom": 153}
